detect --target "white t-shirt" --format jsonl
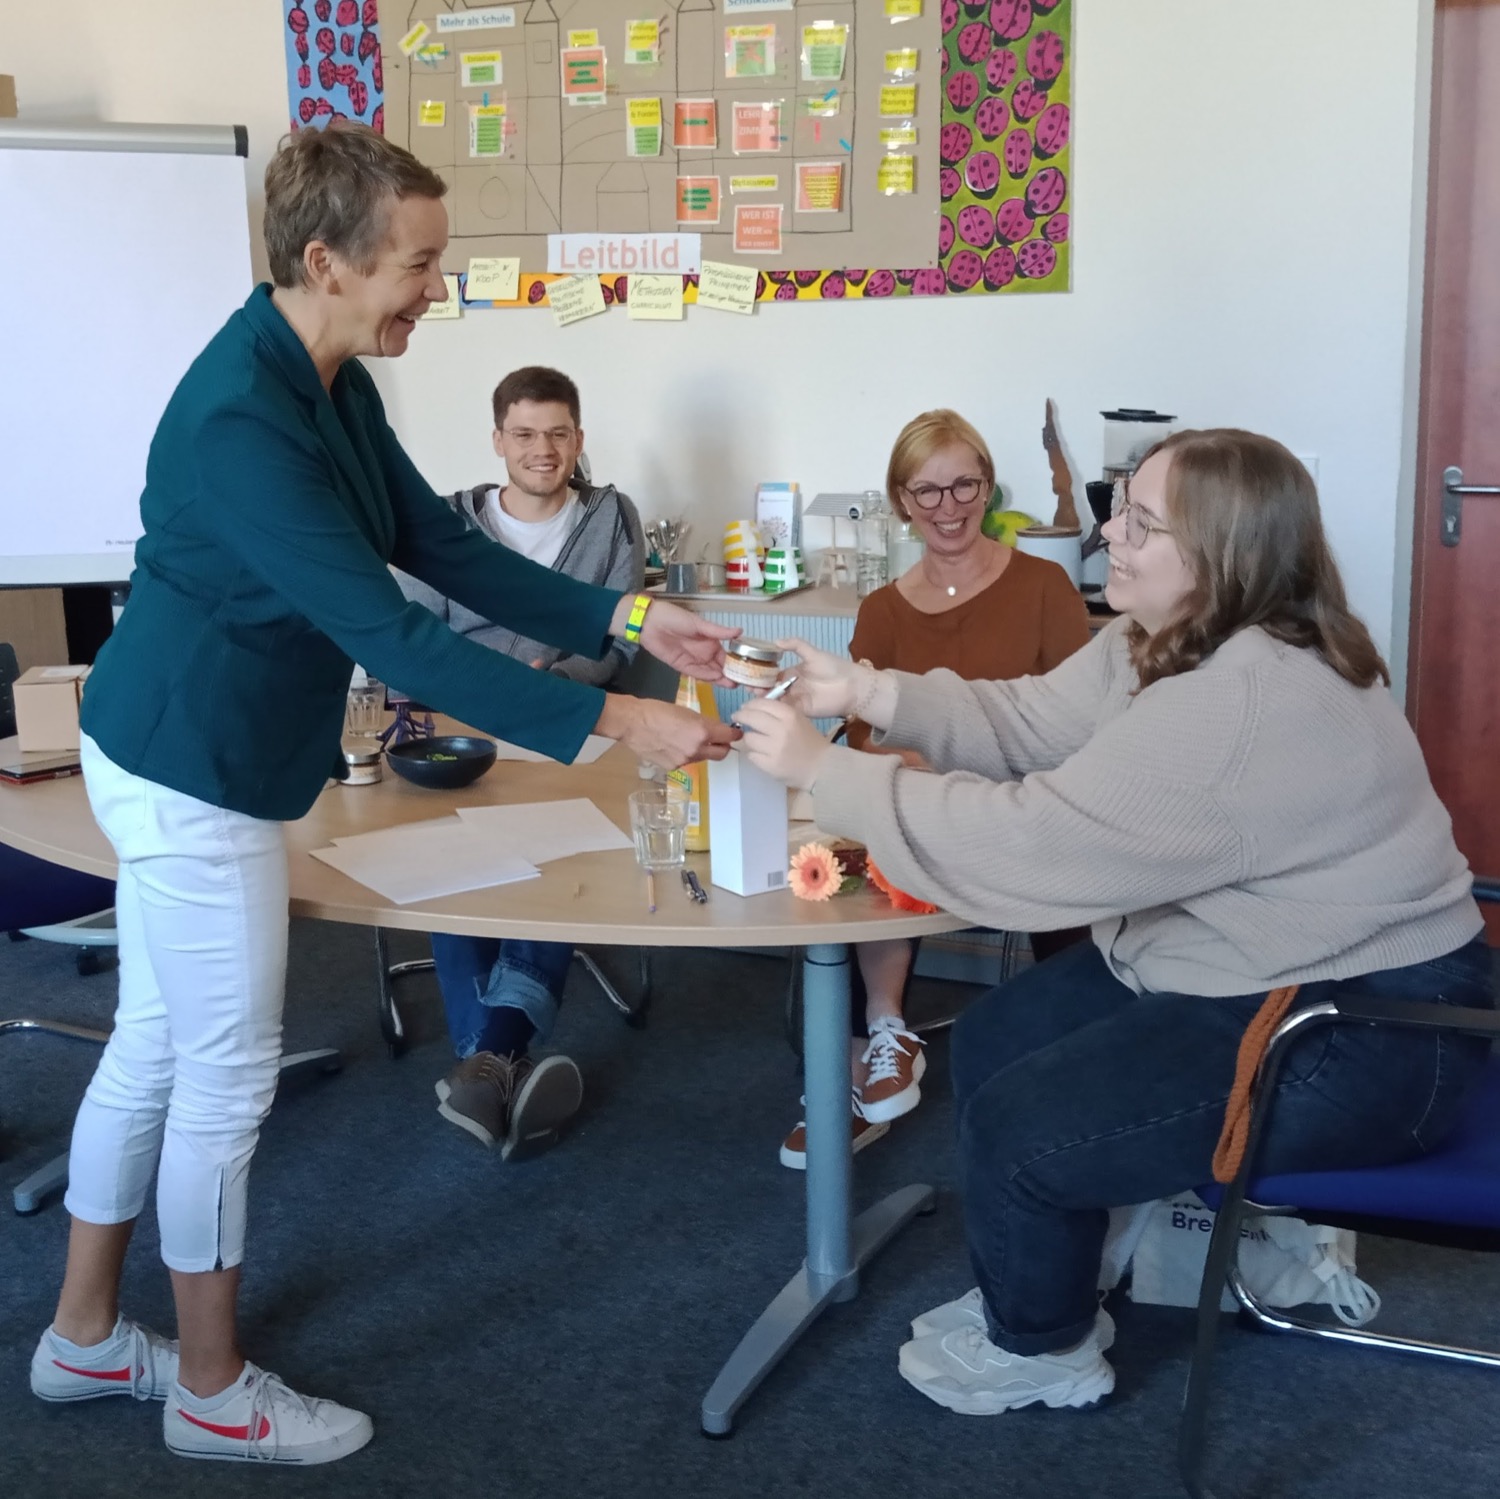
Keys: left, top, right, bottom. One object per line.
{"left": 479, "top": 486, "right": 580, "bottom": 568}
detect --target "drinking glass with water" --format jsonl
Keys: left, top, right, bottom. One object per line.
{"left": 629, "top": 785, "right": 689, "bottom": 870}
{"left": 345, "top": 678, "right": 385, "bottom": 738}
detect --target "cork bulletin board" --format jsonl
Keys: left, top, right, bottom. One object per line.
{"left": 281, "top": 0, "right": 1071, "bottom": 304}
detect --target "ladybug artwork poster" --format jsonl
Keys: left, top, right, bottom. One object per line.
{"left": 281, "top": 1, "right": 1069, "bottom": 304}
{"left": 282, "top": 0, "right": 384, "bottom": 135}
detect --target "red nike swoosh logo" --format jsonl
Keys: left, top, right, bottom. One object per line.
{"left": 177, "top": 1409, "right": 272, "bottom": 1441}
{"left": 52, "top": 1360, "right": 135, "bottom": 1382}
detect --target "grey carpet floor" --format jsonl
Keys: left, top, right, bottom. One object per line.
{"left": 2, "top": 921, "right": 1498, "bottom": 1499}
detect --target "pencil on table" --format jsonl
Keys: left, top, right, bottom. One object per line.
{"left": 647, "top": 871, "right": 657, "bottom": 914}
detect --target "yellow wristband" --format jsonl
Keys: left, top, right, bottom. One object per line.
{"left": 623, "top": 593, "right": 652, "bottom": 643}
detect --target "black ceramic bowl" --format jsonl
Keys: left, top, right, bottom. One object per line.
{"left": 384, "top": 735, "right": 497, "bottom": 790}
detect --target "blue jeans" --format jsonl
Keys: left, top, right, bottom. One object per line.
{"left": 429, "top": 934, "right": 574, "bottom": 1059}
{"left": 951, "top": 936, "right": 1494, "bottom": 1356}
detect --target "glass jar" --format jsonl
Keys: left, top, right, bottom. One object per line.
{"left": 856, "top": 490, "right": 889, "bottom": 597}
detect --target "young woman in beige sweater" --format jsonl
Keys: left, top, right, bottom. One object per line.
{"left": 734, "top": 429, "right": 1491, "bottom": 1416}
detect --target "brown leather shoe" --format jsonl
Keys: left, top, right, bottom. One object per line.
{"left": 502, "top": 1055, "right": 583, "bottom": 1160}
{"left": 435, "top": 1052, "right": 514, "bottom": 1147}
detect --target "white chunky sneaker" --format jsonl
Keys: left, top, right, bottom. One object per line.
{"left": 163, "top": 1363, "right": 372, "bottom": 1465}
{"left": 898, "top": 1314, "right": 1115, "bottom": 1415}
{"left": 911, "top": 1290, "right": 1116, "bottom": 1352}
{"left": 31, "top": 1317, "right": 179, "bottom": 1403}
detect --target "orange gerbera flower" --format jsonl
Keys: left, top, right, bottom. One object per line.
{"left": 788, "top": 843, "right": 842, "bottom": 902}
{"left": 867, "top": 859, "right": 940, "bottom": 915}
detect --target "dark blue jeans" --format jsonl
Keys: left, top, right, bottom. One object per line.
{"left": 429, "top": 934, "right": 574, "bottom": 1060}
{"left": 951, "top": 936, "right": 1494, "bottom": 1356}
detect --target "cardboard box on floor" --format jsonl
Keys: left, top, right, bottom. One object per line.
{"left": 0, "top": 76, "right": 17, "bottom": 118}
{"left": 14, "top": 666, "right": 90, "bottom": 752}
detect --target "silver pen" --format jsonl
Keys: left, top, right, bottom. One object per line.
{"left": 762, "top": 673, "right": 798, "bottom": 702}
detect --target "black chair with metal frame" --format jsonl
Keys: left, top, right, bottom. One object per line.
{"left": 1178, "top": 920, "right": 1500, "bottom": 1498}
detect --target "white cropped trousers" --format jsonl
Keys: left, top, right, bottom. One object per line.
{"left": 66, "top": 735, "right": 289, "bottom": 1273}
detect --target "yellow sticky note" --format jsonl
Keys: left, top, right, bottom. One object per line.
{"left": 466, "top": 257, "right": 520, "bottom": 301}
{"left": 420, "top": 274, "right": 462, "bottom": 320}
{"left": 460, "top": 50, "right": 503, "bottom": 87}
{"left": 885, "top": 49, "right": 919, "bottom": 74}
{"left": 627, "top": 97, "right": 662, "bottom": 127}
{"left": 696, "top": 260, "right": 758, "bottom": 316}
{"left": 626, "top": 19, "right": 660, "bottom": 62}
{"left": 548, "top": 274, "right": 608, "bottom": 326}
{"left": 415, "top": 42, "right": 448, "bottom": 62}
{"left": 418, "top": 101, "right": 446, "bottom": 127}
{"left": 879, "top": 85, "right": 918, "bottom": 117}
{"left": 730, "top": 174, "right": 779, "bottom": 193}
{"left": 879, "top": 125, "right": 917, "bottom": 147}
{"left": 399, "top": 21, "right": 431, "bottom": 55}
{"left": 877, "top": 156, "right": 915, "bottom": 195}
{"left": 628, "top": 273, "right": 685, "bottom": 322}
{"left": 568, "top": 29, "right": 598, "bottom": 47}
{"left": 886, "top": 0, "right": 923, "bottom": 16}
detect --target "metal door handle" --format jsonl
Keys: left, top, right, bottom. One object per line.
{"left": 1441, "top": 466, "right": 1500, "bottom": 547}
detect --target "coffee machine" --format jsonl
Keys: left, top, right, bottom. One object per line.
{"left": 1080, "top": 409, "right": 1178, "bottom": 595}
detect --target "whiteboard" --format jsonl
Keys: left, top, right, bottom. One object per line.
{"left": 0, "top": 140, "right": 252, "bottom": 584}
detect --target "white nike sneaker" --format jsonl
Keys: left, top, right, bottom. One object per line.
{"left": 31, "top": 1317, "right": 179, "bottom": 1403}
{"left": 911, "top": 1290, "right": 1116, "bottom": 1351}
{"left": 898, "top": 1315, "right": 1115, "bottom": 1416}
{"left": 163, "top": 1363, "right": 372, "bottom": 1465}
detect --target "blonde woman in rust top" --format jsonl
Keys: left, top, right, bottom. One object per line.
{"left": 740, "top": 429, "right": 1490, "bottom": 1418}
{"left": 780, "top": 409, "right": 1090, "bottom": 1170}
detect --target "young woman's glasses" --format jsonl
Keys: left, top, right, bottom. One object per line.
{"left": 1118, "top": 495, "right": 1173, "bottom": 549}
{"left": 902, "top": 475, "right": 986, "bottom": 510}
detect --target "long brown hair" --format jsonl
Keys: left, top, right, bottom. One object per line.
{"left": 1127, "top": 429, "right": 1389, "bottom": 691}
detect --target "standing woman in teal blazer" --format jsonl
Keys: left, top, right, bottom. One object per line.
{"left": 27, "top": 124, "right": 736, "bottom": 1466}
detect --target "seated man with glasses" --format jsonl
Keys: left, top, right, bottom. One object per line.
{"left": 779, "top": 408, "right": 1091, "bottom": 1170}
{"left": 397, "top": 366, "right": 645, "bottom": 1157}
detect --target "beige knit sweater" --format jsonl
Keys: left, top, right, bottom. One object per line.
{"left": 812, "top": 619, "right": 1481, "bottom": 997}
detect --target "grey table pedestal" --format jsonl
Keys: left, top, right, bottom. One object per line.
{"left": 700, "top": 942, "right": 936, "bottom": 1435}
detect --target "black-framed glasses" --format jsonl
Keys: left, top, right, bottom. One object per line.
{"left": 902, "top": 475, "right": 985, "bottom": 510}
{"left": 1118, "top": 495, "right": 1173, "bottom": 549}
{"left": 501, "top": 426, "right": 578, "bottom": 447}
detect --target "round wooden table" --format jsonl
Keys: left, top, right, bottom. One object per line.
{"left": 0, "top": 732, "right": 963, "bottom": 1434}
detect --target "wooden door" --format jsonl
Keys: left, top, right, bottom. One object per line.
{"left": 1408, "top": 0, "right": 1500, "bottom": 933}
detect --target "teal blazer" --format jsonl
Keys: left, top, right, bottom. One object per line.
{"left": 81, "top": 286, "right": 617, "bottom": 821}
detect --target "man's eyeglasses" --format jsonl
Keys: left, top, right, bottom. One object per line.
{"left": 1117, "top": 495, "right": 1173, "bottom": 550}
{"left": 902, "top": 475, "right": 986, "bottom": 511}
{"left": 502, "top": 426, "right": 578, "bottom": 447}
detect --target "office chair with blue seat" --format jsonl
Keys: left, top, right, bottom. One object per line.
{"left": 0, "top": 837, "right": 119, "bottom": 1214}
{"left": 1179, "top": 908, "right": 1500, "bottom": 1498}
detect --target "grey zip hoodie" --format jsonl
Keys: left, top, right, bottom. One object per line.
{"left": 395, "top": 478, "right": 646, "bottom": 686}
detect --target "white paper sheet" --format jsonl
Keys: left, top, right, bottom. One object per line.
{"left": 490, "top": 733, "right": 614, "bottom": 765}
{"left": 455, "top": 797, "right": 633, "bottom": 864}
{"left": 311, "top": 818, "right": 540, "bottom": 904}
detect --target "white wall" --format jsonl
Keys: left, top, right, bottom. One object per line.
{"left": 2, "top": 0, "right": 1431, "bottom": 663}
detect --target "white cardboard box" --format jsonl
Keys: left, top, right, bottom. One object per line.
{"left": 708, "top": 750, "right": 789, "bottom": 898}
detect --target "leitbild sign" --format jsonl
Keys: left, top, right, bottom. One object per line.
{"left": 546, "top": 234, "right": 702, "bottom": 274}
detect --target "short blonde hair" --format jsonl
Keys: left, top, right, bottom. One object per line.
{"left": 885, "top": 409, "right": 997, "bottom": 519}
{"left": 263, "top": 122, "right": 447, "bottom": 289}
